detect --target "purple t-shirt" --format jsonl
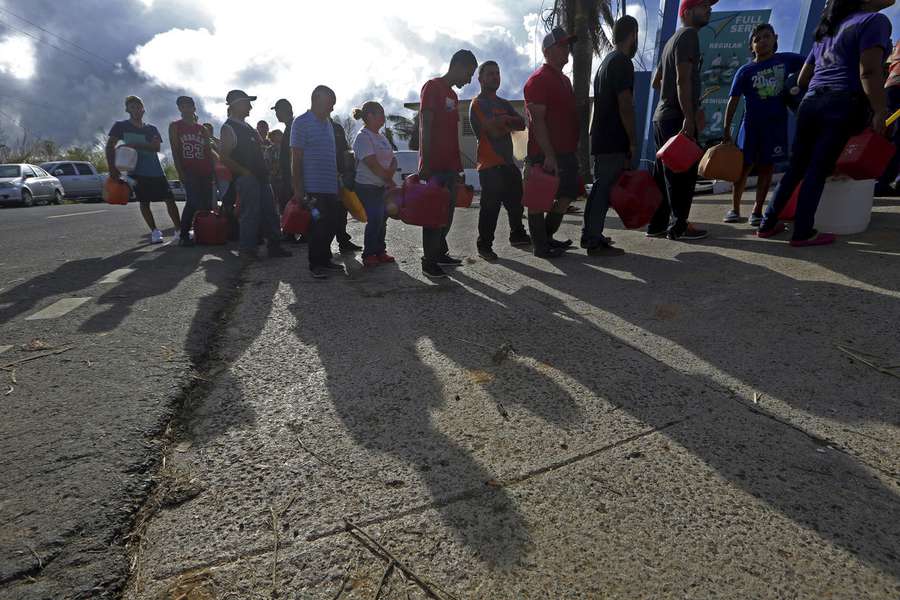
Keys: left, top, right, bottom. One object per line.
{"left": 806, "top": 12, "right": 892, "bottom": 94}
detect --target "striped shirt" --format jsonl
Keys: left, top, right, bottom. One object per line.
{"left": 289, "top": 111, "right": 338, "bottom": 194}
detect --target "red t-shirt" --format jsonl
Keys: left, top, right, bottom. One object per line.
{"left": 174, "top": 120, "right": 213, "bottom": 177}
{"left": 524, "top": 64, "right": 579, "bottom": 157}
{"left": 418, "top": 77, "right": 461, "bottom": 172}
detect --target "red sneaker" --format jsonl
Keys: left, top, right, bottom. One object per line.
{"left": 756, "top": 222, "right": 786, "bottom": 238}
{"left": 377, "top": 253, "right": 396, "bottom": 263}
{"left": 363, "top": 255, "right": 380, "bottom": 268}
{"left": 790, "top": 231, "right": 836, "bottom": 247}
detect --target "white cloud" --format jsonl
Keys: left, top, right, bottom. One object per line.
{"left": 0, "top": 35, "right": 36, "bottom": 80}
{"left": 128, "top": 0, "right": 532, "bottom": 128}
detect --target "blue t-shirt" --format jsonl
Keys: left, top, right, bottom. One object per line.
{"left": 289, "top": 111, "right": 338, "bottom": 195}
{"left": 807, "top": 11, "right": 892, "bottom": 94}
{"left": 108, "top": 120, "right": 165, "bottom": 177}
{"left": 730, "top": 53, "right": 805, "bottom": 131}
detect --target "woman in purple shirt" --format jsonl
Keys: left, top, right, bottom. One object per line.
{"left": 756, "top": 0, "right": 893, "bottom": 246}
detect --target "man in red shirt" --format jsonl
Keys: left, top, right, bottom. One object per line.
{"left": 418, "top": 49, "right": 478, "bottom": 279}
{"left": 168, "top": 96, "right": 215, "bottom": 247}
{"left": 524, "top": 27, "right": 579, "bottom": 259}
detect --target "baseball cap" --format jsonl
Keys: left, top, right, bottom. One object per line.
{"left": 542, "top": 27, "right": 577, "bottom": 50}
{"left": 679, "top": 0, "right": 717, "bottom": 19}
{"left": 226, "top": 90, "right": 257, "bottom": 105}
{"left": 271, "top": 98, "right": 292, "bottom": 111}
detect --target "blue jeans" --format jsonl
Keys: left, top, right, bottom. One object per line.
{"left": 583, "top": 154, "right": 626, "bottom": 246}
{"left": 761, "top": 90, "right": 868, "bottom": 240}
{"left": 180, "top": 174, "right": 213, "bottom": 238}
{"left": 236, "top": 175, "right": 280, "bottom": 250}
{"left": 356, "top": 183, "right": 387, "bottom": 257}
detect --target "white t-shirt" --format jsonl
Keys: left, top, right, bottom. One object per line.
{"left": 352, "top": 128, "right": 395, "bottom": 187}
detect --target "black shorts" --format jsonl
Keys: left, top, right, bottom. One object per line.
{"left": 527, "top": 153, "right": 579, "bottom": 200}
{"left": 133, "top": 175, "right": 173, "bottom": 204}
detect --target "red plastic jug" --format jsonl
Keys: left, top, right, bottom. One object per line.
{"left": 522, "top": 166, "right": 559, "bottom": 211}
{"left": 456, "top": 184, "right": 474, "bottom": 208}
{"left": 103, "top": 178, "right": 129, "bottom": 205}
{"left": 193, "top": 210, "right": 228, "bottom": 245}
{"left": 656, "top": 133, "right": 703, "bottom": 173}
{"left": 609, "top": 170, "right": 663, "bottom": 229}
{"left": 281, "top": 199, "right": 311, "bottom": 235}
{"left": 835, "top": 129, "right": 896, "bottom": 180}
{"left": 400, "top": 176, "right": 450, "bottom": 228}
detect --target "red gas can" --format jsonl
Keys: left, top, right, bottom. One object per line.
{"left": 193, "top": 210, "right": 228, "bottom": 245}
{"left": 456, "top": 184, "right": 474, "bottom": 208}
{"left": 400, "top": 176, "right": 450, "bottom": 228}
{"left": 103, "top": 178, "right": 129, "bottom": 205}
{"left": 281, "top": 199, "right": 311, "bottom": 235}
{"left": 609, "top": 170, "right": 663, "bottom": 229}
{"left": 835, "top": 129, "right": 896, "bottom": 180}
{"left": 656, "top": 133, "right": 703, "bottom": 173}
{"left": 522, "top": 166, "right": 559, "bottom": 211}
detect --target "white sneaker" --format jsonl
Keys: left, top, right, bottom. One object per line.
{"left": 151, "top": 229, "right": 164, "bottom": 244}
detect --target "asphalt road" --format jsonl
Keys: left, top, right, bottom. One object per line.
{"left": 0, "top": 202, "right": 242, "bottom": 599}
{"left": 3, "top": 195, "right": 900, "bottom": 599}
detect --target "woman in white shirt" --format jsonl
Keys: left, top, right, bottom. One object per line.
{"left": 352, "top": 101, "right": 398, "bottom": 267}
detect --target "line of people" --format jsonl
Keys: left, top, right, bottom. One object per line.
{"left": 105, "top": 0, "right": 895, "bottom": 280}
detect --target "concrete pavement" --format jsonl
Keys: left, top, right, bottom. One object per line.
{"left": 0, "top": 202, "right": 243, "bottom": 599}
{"left": 121, "top": 195, "right": 900, "bottom": 598}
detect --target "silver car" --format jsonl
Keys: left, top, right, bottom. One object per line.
{"left": 0, "top": 164, "right": 65, "bottom": 207}
{"left": 40, "top": 161, "right": 103, "bottom": 202}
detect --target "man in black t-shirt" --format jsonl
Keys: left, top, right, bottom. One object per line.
{"left": 648, "top": 0, "right": 715, "bottom": 241}
{"left": 583, "top": 16, "right": 639, "bottom": 256}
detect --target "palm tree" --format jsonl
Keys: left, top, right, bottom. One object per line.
{"left": 386, "top": 114, "right": 419, "bottom": 150}
{"left": 543, "top": 0, "right": 620, "bottom": 180}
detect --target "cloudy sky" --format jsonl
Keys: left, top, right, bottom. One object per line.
{"left": 1, "top": 0, "right": 898, "bottom": 151}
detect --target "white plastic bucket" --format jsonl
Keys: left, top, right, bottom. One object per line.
{"left": 814, "top": 177, "right": 874, "bottom": 235}
{"left": 114, "top": 146, "right": 138, "bottom": 172}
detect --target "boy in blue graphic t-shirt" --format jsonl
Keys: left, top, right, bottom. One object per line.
{"left": 722, "top": 24, "right": 804, "bottom": 226}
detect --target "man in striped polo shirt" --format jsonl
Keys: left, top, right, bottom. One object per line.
{"left": 290, "top": 85, "right": 344, "bottom": 279}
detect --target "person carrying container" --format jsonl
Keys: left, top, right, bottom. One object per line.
{"left": 351, "top": 102, "right": 397, "bottom": 267}
{"left": 756, "top": 0, "right": 894, "bottom": 246}
{"left": 722, "top": 25, "right": 805, "bottom": 226}
{"left": 169, "top": 96, "right": 215, "bottom": 247}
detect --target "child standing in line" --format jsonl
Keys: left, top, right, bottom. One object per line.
{"left": 722, "top": 24, "right": 805, "bottom": 226}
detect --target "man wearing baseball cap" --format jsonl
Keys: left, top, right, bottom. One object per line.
{"left": 219, "top": 89, "right": 291, "bottom": 261}
{"left": 522, "top": 26, "right": 580, "bottom": 259}
{"left": 648, "top": 0, "right": 715, "bottom": 241}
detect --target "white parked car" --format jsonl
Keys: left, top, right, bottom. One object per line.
{"left": 40, "top": 161, "right": 104, "bottom": 202}
{"left": 0, "top": 163, "right": 65, "bottom": 207}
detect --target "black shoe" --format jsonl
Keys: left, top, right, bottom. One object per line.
{"left": 436, "top": 255, "right": 463, "bottom": 266}
{"left": 509, "top": 231, "right": 532, "bottom": 247}
{"left": 478, "top": 247, "right": 499, "bottom": 261}
{"left": 339, "top": 242, "right": 363, "bottom": 253}
{"left": 323, "top": 261, "right": 345, "bottom": 271}
{"left": 668, "top": 225, "right": 709, "bottom": 241}
{"left": 548, "top": 238, "right": 573, "bottom": 249}
{"left": 268, "top": 245, "right": 292, "bottom": 258}
{"left": 587, "top": 244, "right": 625, "bottom": 257}
{"left": 646, "top": 229, "right": 668, "bottom": 238}
{"left": 310, "top": 266, "right": 328, "bottom": 279}
{"left": 178, "top": 237, "right": 195, "bottom": 247}
{"left": 534, "top": 247, "right": 564, "bottom": 259}
{"left": 423, "top": 263, "right": 448, "bottom": 279}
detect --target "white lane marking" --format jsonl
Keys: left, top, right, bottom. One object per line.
{"left": 98, "top": 268, "right": 135, "bottom": 284}
{"left": 25, "top": 297, "right": 91, "bottom": 321}
{"left": 0, "top": 345, "right": 11, "bottom": 355}
{"left": 47, "top": 210, "right": 108, "bottom": 220}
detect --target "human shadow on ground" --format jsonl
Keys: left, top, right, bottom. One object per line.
{"left": 288, "top": 263, "right": 588, "bottom": 568}
{"left": 489, "top": 248, "right": 900, "bottom": 581}
{"left": 0, "top": 246, "right": 146, "bottom": 323}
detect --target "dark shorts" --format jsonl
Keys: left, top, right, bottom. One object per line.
{"left": 738, "top": 122, "right": 788, "bottom": 166}
{"left": 527, "top": 153, "right": 579, "bottom": 200}
{"left": 133, "top": 175, "right": 173, "bottom": 204}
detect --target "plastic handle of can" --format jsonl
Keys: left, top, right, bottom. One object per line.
{"left": 886, "top": 108, "right": 900, "bottom": 128}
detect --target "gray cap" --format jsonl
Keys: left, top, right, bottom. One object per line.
{"left": 226, "top": 89, "right": 257, "bottom": 105}
{"left": 542, "top": 27, "right": 577, "bottom": 50}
